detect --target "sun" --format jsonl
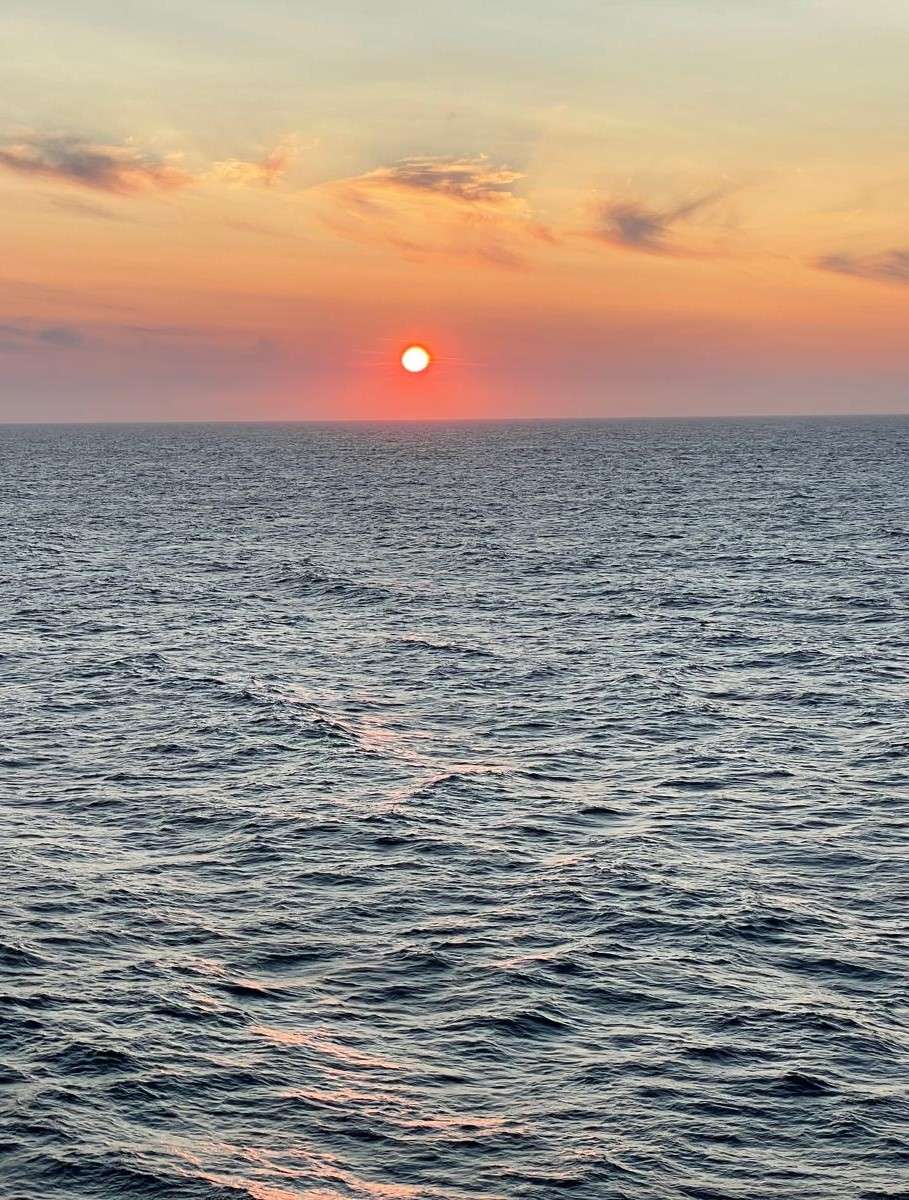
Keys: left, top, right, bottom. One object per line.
{"left": 401, "top": 344, "right": 431, "bottom": 373}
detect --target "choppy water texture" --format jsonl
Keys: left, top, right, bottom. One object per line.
{"left": 2, "top": 418, "right": 909, "bottom": 1200}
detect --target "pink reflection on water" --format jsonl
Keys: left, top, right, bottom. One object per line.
{"left": 285, "top": 1084, "right": 406, "bottom": 1107}
{"left": 175, "top": 1128, "right": 508, "bottom": 1195}
{"left": 492, "top": 945, "right": 572, "bottom": 970}
{"left": 390, "top": 1112, "right": 522, "bottom": 1135}
{"left": 174, "top": 1137, "right": 492, "bottom": 1199}
{"left": 250, "top": 1025, "right": 405, "bottom": 1071}
{"left": 282, "top": 1085, "right": 517, "bottom": 1135}
{"left": 182, "top": 956, "right": 228, "bottom": 976}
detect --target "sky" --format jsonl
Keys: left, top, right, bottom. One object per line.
{"left": 2, "top": 0, "right": 908, "bottom": 421}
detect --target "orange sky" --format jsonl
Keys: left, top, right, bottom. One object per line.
{"left": 2, "top": 1, "right": 909, "bottom": 420}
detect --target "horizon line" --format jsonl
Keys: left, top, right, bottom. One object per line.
{"left": 2, "top": 410, "right": 909, "bottom": 428}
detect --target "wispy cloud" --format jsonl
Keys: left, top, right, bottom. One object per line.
{"left": 315, "top": 154, "right": 551, "bottom": 269}
{"left": 0, "top": 133, "right": 190, "bottom": 194}
{"left": 0, "top": 316, "right": 277, "bottom": 364}
{"left": 1, "top": 131, "right": 307, "bottom": 198}
{"left": 208, "top": 135, "right": 300, "bottom": 188}
{"left": 0, "top": 321, "right": 86, "bottom": 351}
{"left": 357, "top": 155, "right": 523, "bottom": 203}
{"left": 816, "top": 248, "right": 909, "bottom": 286}
{"left": 592, "top": 191, "right": 725, "bottom": 254}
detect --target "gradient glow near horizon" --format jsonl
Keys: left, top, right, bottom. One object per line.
{"left": 2, "top": 0, "right": 909, "bottom": 421}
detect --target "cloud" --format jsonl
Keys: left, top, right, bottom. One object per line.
{"left": 2, "top": 130, "right": 310, "bottom": 199}
{"left": 592, "top": 191, "right": 725, "bottom": 254}
{"left": 0, "top": 133, "right": 190, "bottom": 194}
{"left": 38, "top": 325, "right": 85, "bottom": 347}
{"left": 358, "top": 155, "right": 523, "bottom": 203}
{"left": 315, "top": 154, "right": 551, "bottom": 269}
{"left": 0, "top": 321, "right": 86, "bottom": 351}
{"left": 817, "top": 248, "right": 909, "bottom": 286}
{"left": 208, "top": 136, "right": 300, "bottom": 188}
{"left": 0, "top": 317, "right": 278, "bottom": 371}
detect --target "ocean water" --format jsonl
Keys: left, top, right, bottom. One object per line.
{"left": 1, "top": 417, "right": 908, "bottom": 1200}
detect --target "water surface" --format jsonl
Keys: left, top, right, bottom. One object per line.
{"left": 2, "top": 418, "right": 908, "bottom": 1199}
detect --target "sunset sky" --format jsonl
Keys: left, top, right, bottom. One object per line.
{"left": 3, "top": 0, "right": 908, "bottom": 420}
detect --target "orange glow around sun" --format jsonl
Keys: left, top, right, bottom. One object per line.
{"left": 401, "top": 344, "right": 431, "bottom": 373}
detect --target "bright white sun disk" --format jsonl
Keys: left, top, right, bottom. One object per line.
{"left": 401, "top": 345, "right": 431, "bottom": 373}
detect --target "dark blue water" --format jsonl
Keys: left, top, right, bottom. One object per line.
{"left": 2, "top": 418, "right": 908, "bottom": 1200}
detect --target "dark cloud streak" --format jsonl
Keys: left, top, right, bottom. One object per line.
{"left": 594, "top": 190, "right": 725, "bottom": 254}
{"left": 0, "top": 321, "right": 86, "bottom": 351}
{"left": 0, "top": 133, "right": 190, "bottom": 194}
{"left": 817, "top": 248, "right": 909, "bottom": 286}
{"left": 361, "top": 155, "right": 523, "bottom": 203}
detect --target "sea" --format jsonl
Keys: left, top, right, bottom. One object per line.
{"left": 1, "top": 417, "right": 907, "bottom": 1200}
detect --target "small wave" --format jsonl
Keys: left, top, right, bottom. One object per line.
{"left": 449, "top": 1007, "right": 570, "bottom": 1039}
{"left": 271, "top": 560, "right": 406, "bottom": 607}
{"left": 656, "top": 776, "right": 725, "bottom": 791}
{"left": 391, "top": 633, "right": 496, "bottom": 658}
{"left": 48, "top": 1042, "right": 137, "bottom": 1075}
{"left": 388, "top": 763, "right": 507, "bottom": 803}
{"left": 0, "top": 940, "right": 47, "bottom": 969}
{"left": 770, "top": 1070, "right": 837, "bottom": 1097}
